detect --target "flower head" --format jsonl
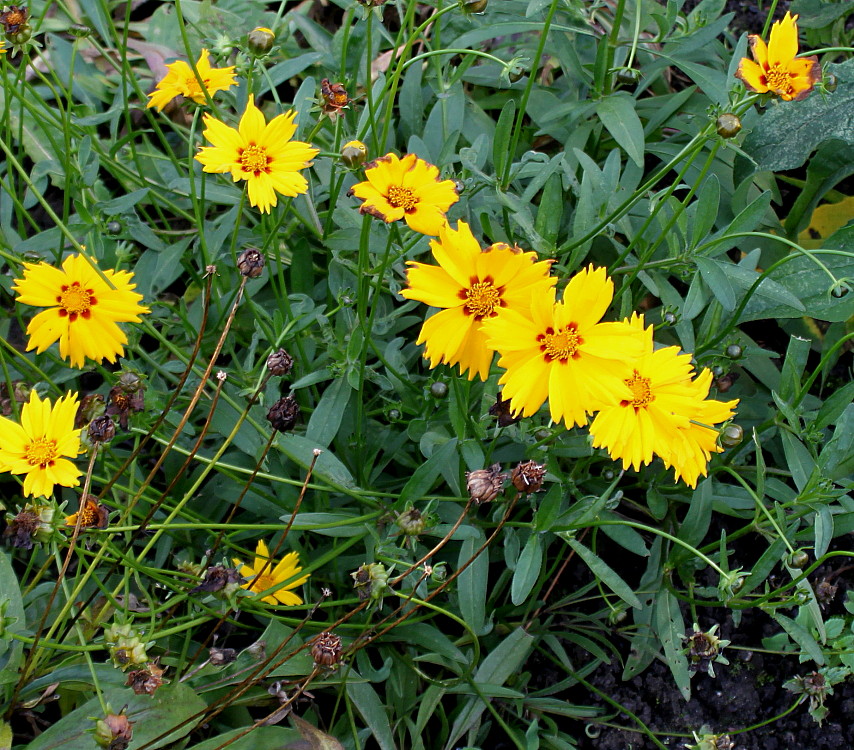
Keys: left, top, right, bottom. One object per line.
{"left": 482, "top": 265, "right": 647, "bottom": 427}
{"left": 401, "top": 221, "right": 555, "bottom": 379}
{"left": 146, "top": 49, "right": 237, "bottom": 111}
{"left": 0, "top": 391, "right": 82, "bottom": 498}
{"left": 348, "top": 152, "right": 459, "bottom": 235}
{"left": 233, "top": 540, "right": 309, "bottom": 605}
{"left": 735, "top": 12, "right": 821, "bottom": 101}
{"left": 196, "top": 95, "right": 319, "bottom": 213}
{"left": 13, "top": 253, "right": 150, "bottom": 368}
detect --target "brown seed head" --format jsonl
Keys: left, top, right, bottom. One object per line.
{"left": 510, "top": 460, "right": 546, "bottom": 494}
{"left": 2, "top": 509, "right": 40, "bottom": 549}
{"left": 237, "top": 248, "right": 265, "bottom": 278}
{"left": 267, "top": 394, "right": 300, "bottom": 432}
{"left": 466, "top": 463, "right": 506, "bottom": 504}
{"left": 125, "top": 661, "right": 167, "bottom": 695}
{"left": 488, "top": 392, "right": 521, "bottom": 427}
{"left": 88, "top": 415, "right": 116, "bottom": 444}
{"left": 191, "top": 564, "right": 242, "bottom": 594}
{"left": 311, "top": 631, "right": 343, "bottom": 668}
{"left": 0, "top": 5, "right": 29, "bottom": 34}
{"left": 266, "top": 348, "right": 295, "bottom": 376}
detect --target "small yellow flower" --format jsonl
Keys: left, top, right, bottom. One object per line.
{"left": 401, "top": 220, "right": 555, "bottom": 380}
{"left": 146, "top": 48, "right": 237, "bottom": 111}
{"left": 195, "top": 95, "right": 319, "bottom": 213}
{"left": 234, "top": 540, "right": 309, "bottom": 606}
{"left": 13, "top": 253, "right": 150, "bottom": 368}
{"left": 348, "top": 152, "right": 459, "bottom": 236}
{"left": 482, "top": 266, "right": 647, "bottom": 427}
{"left": 735, "top": 12, "right": 821, "bottom": 101}
{"left": 0, "top": 391, "right": 82, "bottom": 498}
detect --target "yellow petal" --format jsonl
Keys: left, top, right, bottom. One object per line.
{"left": 768, "top": 11, "right": 799, "bottom": 68}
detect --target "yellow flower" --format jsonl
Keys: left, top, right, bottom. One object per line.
{"left": 482, "top": 265, "right": 647, "bottom": 427}
{"left": 146, "top": 48, "right": 237, "bottom": 111}
{"left": 348, "top": 152, "right": 459, "bottom": 235}
{"left": 401, "top": 221, "right": 555, "bottom": 380}
{"left": 234, "top": 540, "right": 309, "bottom": 606}
{"left": 735, "top": 12, "right": 821, "bottom": 101}
{"left": 0, "top": 391, "right": 82, "bottom": 498}
{"left": 13, "top": 254, "right": 151, "bottom": 368}
{"left": 195, "top": 95, "right": 319, "bottom": 213}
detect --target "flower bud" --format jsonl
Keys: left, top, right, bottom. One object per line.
{"left": 351, "top": 562, "right": 388, "bottom": 601}
{"left": 266, "top": 348, "right": 294, "bottom": 376}
{"left": 725, "top": 344, "right": 743, "bottom": 359}
{"left": 789, "top": 550, "right": 810, "bottom": 569}
{"left": 429, "top": 381, "right": 448, "bottom": 398}
{"left": 93, "top": 711, "right": 133, "bottom": 750}
{"left": 510, "top": 460, "right": 546, "bottom": 494}
{"left": 237, "top": 248, "right": 265, "bottom": 278}
{"left": 616, "top": 67, "right": 640, "bottom": 86}
{"left": 466, "top": 463, "right": 506, "bottom": 505}
{"left": 395, "top": 507, "right": 426, "bottom": 536}
{"left": 247, "top": 26, "right": 275, "bottom": 56}
{"left": 340, "top": 140, "right": 367, "bottom": 168}
{"left": 104, "top": 623, "right": 149, "bottom": 670}
{"left": 267, "top": 394, "right": 300, "bottom": 432}
{"left": 69, "top": 23, "right": 91, "bottom": 38}
{"left": 462, "top": 0, "right": 488, "bottom": 13}
{"left": 719, "top": 423, "right": 743, "bottom": 447}
{"left": 88, "top": 415, "right": 116, "bottom": 444}
{"left": 823, "top": 72, "right": 837, "bottom": 93}
{"left": 716, "top": 113, "right": 742, "bottom": 138}
{"left": 311, "top": 631, "right": 343, "bottom": 668}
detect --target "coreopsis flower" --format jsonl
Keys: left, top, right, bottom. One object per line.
{"left": 195, "top": 95, "right": 319, "bottom": 213}
{"left": 482, "top": 265, "right": 646, "bottom": 427}
{"left": 13, "top": 254, "right": 150, "bottom": 368}
{"left": 65, "top": 495, "right": 109, "bottom": 530}
{"left": 589, "top": 316, "right": 738, "bottom": 487}
{"left": 400, "top": 221, "right": 555, "bottom": 380}
{"left": 348, "top": 152, "right": 459, "bottom": 235}
{"left": 233, "top": 540, "right": 309, "bottom": 605}
{"left": 0, "top": 391, "right": 82, "bottom": 498}
{"left": 735, "top": 12, "right": 820, "bottom": 101}
{"left": 146, "top": 48, "right": 237, "bottom": 111}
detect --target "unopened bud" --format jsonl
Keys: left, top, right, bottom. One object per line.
{"left": 237, "top": 248, "right": 265, "bottom": 278}
{"left": 93, "top": 711, "right": 133, "bottom": 750}
{"left": 247, "top": 26, "right": 275, "bottom": 56}
{"left": 462, "top": 0, "right": 488, "bottom": 13}
{"left": 616, "top": 67, "right": 640, "bottom": 86}
{"left": 716, "top": 113, "right": 742, "bottom": 138}
{"left": 720, "top": 423, "right": 743, "bottom": 447}
{"left": 340, "top": 140, "right": 367, "bottom": 168}
{"left": 266, "top": 348, "right": 294, "bottom": 376}
{"left": 69, "top": 23, "right": 91, "bottom": 38}
{"left": 395, "top": 507, "right": 426, "bottom": 536}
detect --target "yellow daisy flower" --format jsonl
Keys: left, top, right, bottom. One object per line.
{"left": 735, "top": 12, "right": 821, "bottom": 101}
{"left": 146, "top": 48, "right": 237, "bottom": 111}
{"left": 13, "top": 254, "right": 151, "bottom": 369}
{"left": 348, "top": 152, "right": 459, "bottom": 236}
{"left": 195, "top": 95, "right": 319, "bottom": 214}
{"left": 0, "top": 391, "right": 82, "bottom": 498}
{"left": 482, "top": 265, "right": 647, "bottom": 428}
{"left": 401, "top": 221, "right": 556, "bottom": 380}
{"left": 234, "top": 540, "right": 309, "bottom": 606}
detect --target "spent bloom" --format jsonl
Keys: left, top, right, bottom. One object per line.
{"left": 482, "top": 265, "right": 646, "bottom": 427}
{"left": 146, "top": 48, "right": 237, "bottom": 111}
{"left": 196, "top": 95, "right": 319, "bottom": 213}
{"left": 13, "top": 253, "right": 150, "bottom": 368}
{"left": 0, "top": 391, "right": 82, "bottom": 498}
{"left": 735, "top": 12, "right": 821, "bottom": 101}
{"left": 401, "top": 221, "right": 555, "bottom": 380}
{"left": 233, "top": 540, "right": 309, "bottom": 606}
{"left": 348, "top": 152, "right": 459, "bottom": 235}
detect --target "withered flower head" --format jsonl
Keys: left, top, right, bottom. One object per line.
{"left": 0, "top": 5, "right": 28, "bottom": 34}
{"left": 266, "top": 348, "right": 294, "bottom": 376}
{"left": 351, "top": 562, "right": 388, "bottom": 602}
{"left": 267, "top": 394, "right": 300, "bottom": 432}
{"left": 106, "top": 372, "right": 145, "bottom": 431}
{"left": 510, "top": 460, "right": 546, "bottom": 494}
{"left": 209, "top": 646, "right": 237, "bottom": 666}
{"left": 320, "top": 78, "right": 350, "bottom": 119}
{"left": 310, "top": 631, "right": 343, "bottom": 668}
{"left": 466, "top": 463, "right": 506, "bottom": 505}
{"left": 125, "top": 661, "right": 167, "bottom": 695}
{"left": 682, "top": 623, "right": 730, "bottom": 678}
{"left": 88, "top": 415, "right": 116, "bottom": 444}
{"left": 191, "top": 564, "right": 242, "bottom": 594}
{"left": 814, "top": 579, "right": 838, "bottom": 607}
{"left": 93, "top": 710, "right": 133, "bottom": 750}
{"left": 237, "top": 248, "right": 265, "bottom": 278}
{"left": 0, "top": 381, "right": 29, "bottom": 417}
{"left": 3, "top": 502, "right": 54, "bottom": 549}
{"left": 488, "top": 392, "right": 521, "bottom": 427}
{"left": 65, "top": 495, "right": 109, "bottom": 530}
{"left": 75, "top": 393, "right": 106, "bottom": 428}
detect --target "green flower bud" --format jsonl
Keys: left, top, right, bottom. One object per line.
{"left": 247, "top": 26, "right": 275, "bottom": 56}
{"left": 716, "top": 113, "right": 742, "bottom": 138}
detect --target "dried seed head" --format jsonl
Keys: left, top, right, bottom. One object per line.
{"left": 3, "top": 502, "right": 55, "bottom": 549}
{"left": 93, "top": 710, "right": 133, "bottom": 750}
{"left": 311, "top": 631, "right": 343, "bottom": 669}
{"left": 247, "top": 26, "right": 275, "bottom": 55}
{"left": 75, "top": 393, "right": 105, "bottom": 428}
{"left": 191, "top": 565, "right": 242, "bottom": 594}
{"left": 0, "top": 4, "right": 29, "bottom": 35}
{"left": 125, "top": 661, "right": 167, "bottom": 695}
{"left": 321, "top": 78, "right": 350, "bottom": 119}
{"left": 237, "top": 248, "right": 265, "bottom": 278}
{"left": 466, "top": 463, "right": 506, "bottom": 504}
{"left": 88, "top": 415, "right": 116, "bottom": 444}
{"left": 267, "top": 394, "right": 300, "bottom": 432}
{"left": 209, "top": 646, "right": 237, "bottom": 666}
{"left": 814, "top": 579, "right": 838, "bottom": 606}
{"left": 266, "top": 348, "right": 295, "bottom": 376}
{"left": 510, "top": 460, "right": 546, "bottom": 494}
{"left": 682, "top": 623, "right": 730, "bottom": 677}
{"left": 395, "top": 507, "right": 426, "bottom": 536}
{"left": 106, "top": 372, "right": 145, "bottom": 431}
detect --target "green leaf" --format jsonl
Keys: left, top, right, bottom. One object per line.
{"left": 493, "top": 100, "right": 516, "bottom": 178}
{"left": 306, "top": 378, "right": 352, "bottom": 448}
{"left": 688, "top": 174, "right": 720, "bottom": 248}
{"left": 780, "top": 431, "right": 816, "bottom": 492}
{"left": 741, "top": 59, "right": 854, "bottom": 173}
{"left": 813, "top": 505, "right": 834, "bottom": 560}
{"left": 275, "top": 433, "right": 357, "bottom": 491}
{"left": 347, "top": 679, "right": 396, "bottom": 750}
{"left": 790, "top": 0, "right": 854, "bottom": 29}
{"left": 695, "top": 256, "right": 736, "bottom": 310}
{"left": 595, "top": 94, "right": 645, "bottom": 168}
{"left": 511, "top": 533, "right": 543, "bottom": 605}
{"left": 779, "top": 334, "right": 813, "bottom": 402}
{"left": 398, "top": 439, "right": 459, "bottom": 506}
{"left": 458, "top": 526, "right": 488, "bottom": 634}
{"left": 534, "top": 173, "right": 564, "bottom": 247}
{"left": 655, "top": 590, "right": 691, "bottom": 700}
{"left": 818, "top": 403, "right": 854, "bottom": 481}
{"left": 559, "top": 536, "right": 642, "bottom": 609}
{"left": 770, "top": 612, "right": 825, "bottom": 665}
{"left": 0, "top": 551, "right": 24, "bottom": 674}
{"left": 187, "top": 727, "right": 301, "bottom": 750}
